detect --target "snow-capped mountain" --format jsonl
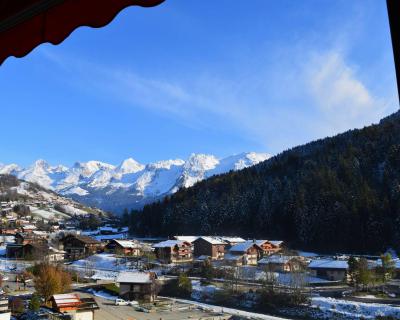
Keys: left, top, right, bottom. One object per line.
{"left": 0, "top": 152, "right": 270, "bottom": 213}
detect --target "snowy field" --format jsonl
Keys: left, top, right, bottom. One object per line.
{"left": 311, "top": 296, "right": 400, "bottom": 319}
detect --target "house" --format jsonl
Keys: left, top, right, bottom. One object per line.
{"left": 116, "top": 271, "right": 158, "bottom": 302}
{"left": 20, "top": 224, "right": 37, "bottom": 233}
{"left": 308, "top": 259, "right": 348, "bottom": 281}
{"left": 0, "top": 295, "right": 10, "bottom": 320}
{"left": 14, "top": 232, "right": 47, "bottom": 245}
{"left": 193, "top": 237, "right": 226, "bottom": 260}
{"left": 105, "top": 239, "right": 142, "bottom": 256}
{"left": 6, "top": 243, "right": 65, "bottom": 261}
{"left": 254, "top": 240, "right": 284, "bottom": 256}
{"left": 62, "top": 234, "right": 102, "bottom": 261}
{"left": 173, "top": 236, "right": 198, "bottom": 243}
{"left": 50, "top": 293, "right": 99, "bottom": 320}
{"left": 224, "top": 240, "right": 263, "bottom": 266}
{"left": 220, "top": 237, "right": 246, "bottom": 249}
{"left": 258, "top": 255, "right": 303, "bottom": 272}
{"left": 153, "top": 240, "right": 192, "bottom": 263}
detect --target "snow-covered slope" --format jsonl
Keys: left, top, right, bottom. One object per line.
{"left": 0, "top": 174, "right": 105, "bottom": 219}
{"left": 0, "top": 152, "right": 270, "bottom": 212}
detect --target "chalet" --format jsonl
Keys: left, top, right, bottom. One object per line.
{"left": 254, "top": 240, "right": 284, "bottom": 256}
{"left": 6, "top": 243, "right": 65, "bottom": 261}
{"left": 105, "top": 239, "right": 142, "bottom": 256}
{"left": 62, "top": 234, "right": 102, "bottom": 261}
{"left": 20, "top": 224, "right": 37, "bottom": 233}
{"left": 0, "top": 229, "right": 17, "bottom": 236}
{"left": 193, "top": 237, "right": 226, "bottom": 260}
{"left": 220, "top": 237, "right": 246, "bottom": 249}
{"left": 153, "top": 240, "right": 192, "bottom": 263}
{"left": 224, "top": 240, "right": 263, "bottom": 266}
{"left": 173, "top": 236, "right": 198, "bottom": 243}
{"left": 308, "top": 259, "right": 348, "bottom": 281}
{"left": 50, "top": 293, "right": 99, "bottom": 320}
{"left": 258, "top": 255, "right": 303, "bottom": 272}
{"left": 0, "top": 295, "right": 10, "bottom": 320}
{"left": 14, "top": 232, "right": 47, "bottom": 245}
{"left": 116, "top": 271, "right": 158, "bottom": 302}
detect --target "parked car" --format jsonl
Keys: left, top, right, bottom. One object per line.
{"left": 115, "top": 298, "right": 129, "bottom": 306}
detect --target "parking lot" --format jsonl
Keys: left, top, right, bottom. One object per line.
{"left": 77, "top": 292, "right": 232, "bottom": 320}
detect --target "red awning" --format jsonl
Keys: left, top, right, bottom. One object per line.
{"left": 0, "top": 0, "right": 165, "bottom": 65}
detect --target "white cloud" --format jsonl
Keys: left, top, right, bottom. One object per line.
{"left": 40, "top": 47, "right": 397, "bottom": 154}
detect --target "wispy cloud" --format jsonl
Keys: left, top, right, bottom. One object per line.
{"left": 40, "top": 43, "right": 397, "bottom": 153}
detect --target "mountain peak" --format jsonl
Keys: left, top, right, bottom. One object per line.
{"left": 117, "top": 158, "right": 144, "bottom": 174}
{"left": 1, "top": 151, "right": 270, "bottom": 212}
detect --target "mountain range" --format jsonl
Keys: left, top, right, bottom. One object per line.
{"left": 0, "top": 152, "right": 269, "bottom": 212}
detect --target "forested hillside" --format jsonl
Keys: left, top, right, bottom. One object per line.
{"left": 130, "top": 111, "right": 400, "bottom": 253}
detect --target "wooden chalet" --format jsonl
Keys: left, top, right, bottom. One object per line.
{"left": 50, "top": 293, "right": 99, "bottom": 320}
{"left": 258, "top": 255, "right": 303, "bottom": 272}
{"left": 225, "top": 240, "right": 263, "bottom": 266}
{"left": 193, "top": 237, "right": 226, "bottom": 260}
{"left": 257, "top": 240, "right": 284, "bottom": 255}
{"left": 116, "top": 271, "right": 158, "bottom": 302}
{"left": 153, "top": 240, "right": 192, "bottom": 263}
{"left": 62, "top": 234, "right": 102, "bottom": 261}
{"left": 105, "top": 239, "right": 142, "bottom": 256}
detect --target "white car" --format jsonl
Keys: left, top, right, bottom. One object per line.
{"left": 115, "top": 298, "right": 130, "bottom": 306}
{"left": 115, "top": 298, "right": 139, "bottom": 306}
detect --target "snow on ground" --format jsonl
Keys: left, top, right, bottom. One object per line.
{"left": 61, "top": 204, "right": 87, "bottom": 216}
{"left": 29, "top": 206, "right": 70, "bottom": 219}
{"left": 87, "top": 288, "right": 117, "bottom": 300}
{"left": 71, "top": 253, "right": 128, "bottom": 271}
{"left": 0, "top": 258, "right": 32, "bottom": 272}
{"left": 191, "top": 280, "right": 221, "bottom": 301}
{"left": 312, "top": 296, "right": 400, "bottom": 319}
{"left": 238, "top": 266, "right": 333, "bottom": 285}
{"left": 163, "top": 296, "right": 288, "bottom": 320}
{"left": 0, "top": 246, "right": 6, "bottom": 256}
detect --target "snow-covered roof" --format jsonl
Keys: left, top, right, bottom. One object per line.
{"left": 174, "top": 236, "right": 198, "bottom": 243}
{"left": 308, "top": 259, "right": 348, "bottom": 270}
{"left": 52, "top": 293, "right": 80, "bottom": 306}
{"left": 114, "top": 240, "right": 140, "bottom": 249}
{"left": 220, "top": 237, "right": 246, "bottom": 243}
{"left": 196, "top": 236, "right": 226, "bottom": 245}
{"left": 229, "top": 240, "right": 260, "bottom": 253}
{"left": 258, "top": 255, "right": 296, "bottom": 264}
{"left": 153, "top": 240, "right": 184, "bottom": 248}
{"left": 116, "top": 272, "right": 153, "bottom": 284}
{"left": 269, "top": 240, "right": 283, "bottom": 247}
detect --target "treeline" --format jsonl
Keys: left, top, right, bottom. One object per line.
{"left": 128, "top": 111, "right": 400, "bottom": 253}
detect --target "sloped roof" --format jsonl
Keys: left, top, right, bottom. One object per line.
{"left": 116, "top": 271, "right": 153, "bottom": 284}
{"left": 258, "top": 255, "right": 296, "bottom": 264}
{"left": 113, "top": 239, "right": 140, "bottom": 249}
{"left": 67, "top": 234, "right": 101, "bottom": 245}
{"left": 153, "top": 240, "right": 185, "bottom": 248}
{"left": 195, "top": 236, "right": 226, "bottom": 245}
{"left": 220, "top": 236, "right": 246, "bottom": 243}
{"left": 174, "top": 236, "right": 198, "bottom": 243}
{"left": 269, "top": 240, "right": 284, "bottom": 247}
{"left": 52, "top": 293, "right": 81, "bottom": 308}
{"left": 229, "top": 240, "right": 261, "bottom": 253}
{"left": 308, "top": 259, "right": 348, "bottom": 270}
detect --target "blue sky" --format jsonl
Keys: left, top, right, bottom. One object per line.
{"left": 0, "top": 0, "right": 398, "bottom": 167}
